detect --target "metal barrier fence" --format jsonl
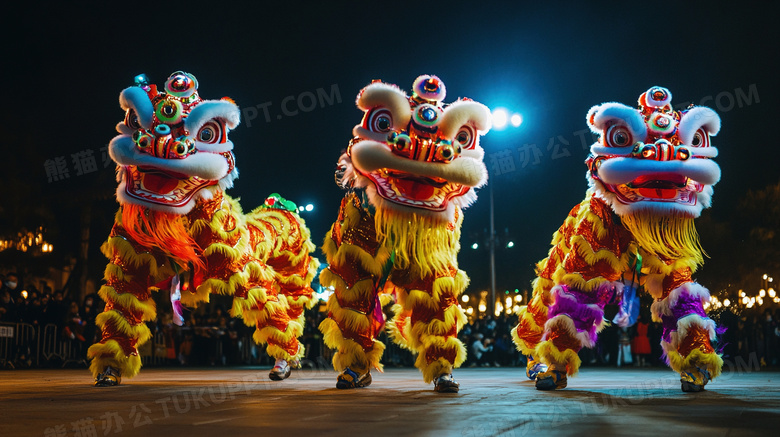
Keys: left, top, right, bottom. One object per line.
{"left": 1, "top": 322, "right": 88, "bottom": 369}
{"left": 0, "top": 322, "right": 295, "bottom": 370}
{"left": 1, "top": 321, "right": 414, "bottom": 371}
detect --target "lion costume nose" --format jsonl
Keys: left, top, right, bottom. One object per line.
{"left": 633, "top": 139, "right": 690, "bottom": 161}
{"left": 387, "top": 131, "right": 459, "bottom": 163}
{"left": 133, "top": 124, "right": 193, "bottom": 160}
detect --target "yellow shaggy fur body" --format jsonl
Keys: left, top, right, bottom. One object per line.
{"left": 319, "top": 193, "right": 469, "bottom": 383}
{"left": 512, "top": 190, "right": 722, "bottom": 381}
{"left": 88, "top": 193, "right": 318, "bottom": 379}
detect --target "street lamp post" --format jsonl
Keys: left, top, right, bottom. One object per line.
{"left": 489, "top": 180, "right": 496, "bottom": 318}
{"left": 484, "top": 106, "right": 521, "bottom": 317}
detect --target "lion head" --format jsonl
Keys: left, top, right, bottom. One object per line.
{"left": 586, "top": 87, "right": 722, "bottom": 262}
{"left": 586, "top": 86, "right": 721, "bottom": 218}
{"left": 342, "top": 75, "right": 490, "bottom": 222}
{"left": 109, "top": 71, "right": 240, "bottom": 214}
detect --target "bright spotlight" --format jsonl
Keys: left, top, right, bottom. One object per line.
{"left": 760, "top": 289, "right": 766, "bottom": 298}
{"left": 724, "top": 299, "right": 730, "bottom": 307}
{"left": 510, "top": 113, "right": 523, "bottom": 127}
{"left": 471, "top": 243, "right": 479, "bottom": 250}
{"left": 506, "top": 241, "right": 514, "bottom": 248}
{"left": 305, "top": 204, "right": 314, "bottom": 212}
{"left": 492, "top": 108, "right": 508, "bottom": 129}
{"left": 769, "top": 288, "right": 776, "bottom": 298}
{"left": 298, "top": 206, "right": 304, "bottom": 212}
{"left": 462, "top": 295, "right": 469, "bottom": 303}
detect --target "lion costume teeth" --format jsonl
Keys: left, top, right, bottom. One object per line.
{"left": 512, "top": 87, "right": 724, "bottom": 392}
{"left": 88, "top": 72, "right": 319, "bottom": 384}
{"left": 319, "top": 75, "right": 489, "bottom": 390}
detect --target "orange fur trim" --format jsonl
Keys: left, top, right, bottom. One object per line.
{"left": 120, "top": 204, "right": 205, "bottom": 271}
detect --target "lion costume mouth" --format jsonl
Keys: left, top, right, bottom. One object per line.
{"left": 364, "top": 169, "right": 471, "bottom": 211}
{"left": 124, "top": 165, "right": 217, "bottom": 207}
{"left": 610, "top": 173, "right": 704, "bottom": 206}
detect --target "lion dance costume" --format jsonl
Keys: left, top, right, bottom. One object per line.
{"left": 512, "top": 87, "right": 723, "bottom": 392}
{"left": 319, "top": 75, "right": 490, "bottom": 392}
{"left": 88, "top": 72, "right": 319, "bottom": 385}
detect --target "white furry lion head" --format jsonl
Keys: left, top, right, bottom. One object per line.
{"left": 109, "top": 71, "right": 240, "bottom": 214}
{"left": 340, "top": 74, "right": 490, "bottom": 221}
{"left": 586, "top": 86, "right": 721, "bottom": 218}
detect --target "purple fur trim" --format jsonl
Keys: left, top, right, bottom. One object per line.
{"left": 659, "top": 288, "right": 713, "bottom": 343}
{"left": 548, "top": 285, "right": 611, "bottom": 346}
{"left": 665, "top": 282, "right": 710, "bottom": 312}
{"left": 670, "top": 290, "right": 708, "bottom": 321}
{"left": 557, "top": 283, "right": 621, "bottom": 307}
{"left": 661, "top": 315, "right": 677, "bottom": 343}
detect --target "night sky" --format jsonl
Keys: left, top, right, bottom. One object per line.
{"left": 1, "top": 2, "right": 777, "bottom": 294}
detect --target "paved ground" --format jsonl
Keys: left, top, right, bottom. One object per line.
{"left": 1, "top": 365, "right": 778, "bottom": 437}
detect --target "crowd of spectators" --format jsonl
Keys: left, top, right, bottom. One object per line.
{"left": 3, "top": 270, "right": 780, "bottom": 371}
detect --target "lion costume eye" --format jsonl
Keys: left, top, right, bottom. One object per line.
{"left": 606, "top": 125, "right": 633, "bottom": 147}
{"left": 125, "top": 109, "right": 141, "bottom": 130}
{"left": 197, "top": 120, "right": 225, "bottom": 144}
{"left": 454, "top": 126, "right": 475, "bottom": 149}
{"left": 690, "top": 128, "right": 709, "bottom": 148}
{"left": 366, "top": 108, "right": 393, "bottom": 133}
{"left": 156, "top": 99, "right": 184, "bottom": 125}
{"left": 434, "top": 143, "right": 457, "bottom": 163}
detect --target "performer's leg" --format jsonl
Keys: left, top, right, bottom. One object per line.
{"left": 532, "top": 284, "right": 613, "bottom": 390}
{"left": 390, "top": 269, "right": 468, "bottom": 392}
{"left": 248, "top": 206, "right": 320, "bottom": 380}
{"left": 189, "top": 194, "right": 304, "bottom": 378}
{"left": 652, "top": 282, "right": 723, "bottom": 392}
{"left": 318, "top": 194, "right": 391, "bottom": 388}
{"left": 230, "top": 260, "right": 305, "bottom": 378}
{"left": 87, "top": 235, "right": 169, "bottom": 385}
{"left": 512, "top": 277, "right": 552, "bottom": 379}
{"left": 319, "top": 271, "right": 384, "bottom": 386}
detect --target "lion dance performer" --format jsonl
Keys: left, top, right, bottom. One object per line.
{"left": 512, "top": 86, "right": 723, "bottom": 392}
{"left": 319, "top": 75, "right": 490, "bottom": 392}
{"left": 88, "top": 71, "right": 319, "bottom": 386}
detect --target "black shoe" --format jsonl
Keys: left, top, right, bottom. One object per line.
{"left": 433, "top": 373, "right": 460, "bottom": 393}
{"left": 336, "top": 367, "right": 372, "bottom": 389}
{"left": 94, "top": 366, "right": 121, "bottom": 387}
